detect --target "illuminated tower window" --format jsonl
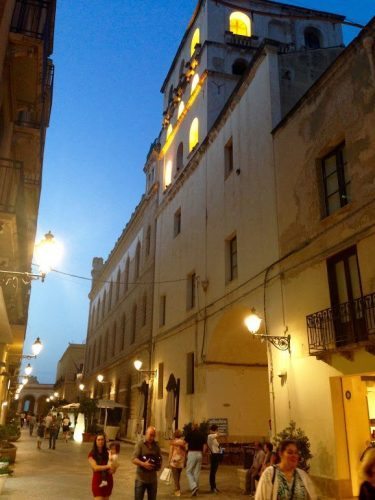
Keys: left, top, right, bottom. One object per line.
{"left": 189, "top": 118, "right": 199, "bottom": 152}
{"left": 229, "top": 12, "right": 251, "bottom": 37}
{"left": 190, "top": 28, "right": 200, "bottom": 56}
{"left": 191, "top": 73, "right": 199, "bottom": 94}
{"left": 164, "top": 160, "right": 172, "bottom": 188}
{"left": 167, "top": 123, "right": 173, "bottom": 139}
{"left": 177, "top": 100, "right": 185, "bottom": 119}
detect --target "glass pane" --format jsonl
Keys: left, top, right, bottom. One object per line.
{"left": 324, "top": 154, "right": 337, "bottom": 177}
{"left": 335, "top": 261, "right": 348, "bottom": 303}
{"left": 326, "top": 172, "right": 339, "bottom": 195}
{"left": 348, "top": 255, "right": 361, "bottom": 299}
{"left": 328, "top": 193, "right": 341, "bottom": 214}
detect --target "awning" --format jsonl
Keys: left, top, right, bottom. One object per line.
{"left": 97, "top": 399, "right": 126, "bottom": 409}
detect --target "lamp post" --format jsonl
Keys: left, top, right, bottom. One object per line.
{"left": 21, "top": 337, "right": 43, "bottom": 360}
{"left": 244, "top": 309, "right": 291, "bottom": 352}
{"left": 24, "top": 364, "right": 32, "bottom": 376}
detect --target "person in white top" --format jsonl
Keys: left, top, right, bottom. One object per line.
{"left": 207, "top": 424, "right": 223, "bottom": 493}
{"left": 246, "top": 442, "right": 266, "bottom": 495}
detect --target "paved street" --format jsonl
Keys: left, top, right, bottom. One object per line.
{"left": 2, "top": 430, "right": 242, "bottom": 499}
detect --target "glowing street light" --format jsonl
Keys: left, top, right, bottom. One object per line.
{"left": 34, "top": 231, "right": 63, "bottom": 279}
{"left": 97, "top": 374, "right": 104, "bottom": 383}
{"left": 244, "top": 308, "right": 291, "bottom": 352}
{"left": 79, "top": 384, "right": 85, "bottom": 391}
{"left": 53, "top": 392, "right": 59, "bottom": 398}
{"left": 134, "top": 360, "right": 143, "bottom": 371}
{"left": 24, "top": 363, "right": 32, "bottom": 376}
{"left": 21, "top": 377, "right": 28, "bottom": 385}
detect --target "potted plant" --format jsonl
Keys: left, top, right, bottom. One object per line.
{"left": 0, "top": 457, "right": 12, "bottom": 494}
{"left": 80, "top": 397, "right": 98, "bottom": 442}
{"left": 273, "top": 420, "right": 313, "bottom": 471}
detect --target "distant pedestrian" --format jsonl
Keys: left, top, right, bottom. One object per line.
{"left": 56, "top": 412, "right": 62, "bottom": 439}
{"left": 29, "top": 413, "right": 36, "bottom": 436}
{"left": 207, "top": 424, "right": 223, "bottom": 493}
{"left": 132, "top": 426, "right": 162, "bottom": 500}
{"left": 260, "top": 442, "right": 277, "bottom": 475}
{"left": 168, "top": 429, "right": 187, "bottom": 497}
{"left": 88, "top": 433, "right": 115, "bottom": 499}
{"left": 62, "top": 414, "right": 71, "bottom": 442}
{"left": 185, "top": 423, "right": 207, "bottom": 496}
{"left": 359, "top": 449, "right": 375, "bottom": 499}
{"left": 245, "top": 441, "right": 265, "bottom": 495}
{"left": 255, "top": 440, "right": 317, "bottom": 500}
{"left": 36, "top": 420, "right": 46, "bottom": 450}
{"left": 48, "top": 415, "right": 58, "bottom": 450}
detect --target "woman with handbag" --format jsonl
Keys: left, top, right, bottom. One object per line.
{"left": 168, "top": 429, "right": 187, "bottom": 497}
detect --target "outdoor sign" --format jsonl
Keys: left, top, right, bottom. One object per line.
{"left": 208, "top": 418, "right": 228, "bottom": 435}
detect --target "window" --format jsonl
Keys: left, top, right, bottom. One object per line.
{"left": 304, "top": 27, "right": 322, "bottom": 49}
{"left": 96, "top": 300, "right": 100, "bottom": 325}
{"left": 229, "top": 11, "right": 251, "bottom": 37}
{"left": 97, "top": 338, "right": 102, "bottom": 366}
{"left": 145, "top": 225, "right": 151, "bottom": 257}
{"left": 92, "top": 342, "right": 96, "bottom": 369}
{"left": 164, "top": 160, "right": 172, "bottom": 189}
{"left": 190, "top": 28, "right": 200, "bottom": 56}
{"left": 115, "top": 269, "right": 121, "bottom": 302}
{"left": 174, "top": 208, "right": 181, "bottom": 237}
{"left": 168, "top": 84, "right": 174, "bottom": 102}
{"left": 124, "top": 258, "right": 130, "bottom": 293}
{"left": 121, "top": 314, "right": 126, "bottom": 351}
{"left": 176, "top": 142, "right": 184, "bottom": 172}
{"left": 177, "top": 101, "right": 185, "bottom": 119}
{"left": 227, "top": 235, "right": 238, "bottom": 282}
{"left": 158, "top": 362, "right": 164, "bottom": 399}
{"left": 189, "top": 118, "right": 199, "bottom": 152}
{"left": 112, "top": 322, "right": 117, "bottom": 357}
{"left": 187, "top": 272, "right": 196, "bottom": 310}
{"left": 224, "top": 138, "right": 234, "bottom": 178}
{"left": 159, "top": 295, "right": 166, "bottom": 327}
{"left": 135, "top": 242, "right": 141, "bottom": 280}
{"left": 142, "top": 294, "right": 147, "bottom": 326}
{"left": 104, "top": 329, "right": 109, "bottom": 361}
{"left": 131, "top": 305, "right": 137, "bottom": 344}
{"left": 179, "top": 59, "right": 185, "bottom": 77}
{"left": 191, "top": 73, "right": 199, "bottom": 94}
{"left": 232, "top": 58, "right": 247, "bottom": 76}
{"left": 186, "top": 352, "right": 195, "bottom": 394}
{"left": 321, "top": 143, "right": 350, "bottom": 216}
{"left": 108, "top": 281, "right": 113, "bottom": 311}
{"left": 102, "top": 291, "right": 107, "bottom": 319}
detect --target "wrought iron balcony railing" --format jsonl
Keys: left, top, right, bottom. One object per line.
{"left": 306, "top": 292, "right": 375, "bottom": 355}
{"left": 0, "top": 158, "right": 23, "bottom": 214}
{"left": 225, "top": 31, "right": 258, "bottom": 49}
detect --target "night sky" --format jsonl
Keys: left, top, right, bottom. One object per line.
{"left": 24, "top": 0, "right": 374, "bottom": 382}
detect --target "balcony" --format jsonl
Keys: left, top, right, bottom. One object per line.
{"left": 225, "top": 31, "right": 258, "bottom": 49}
{"left": 306, "top": 292, "right": 375, "bottom": 356}
{"left": 0, "top": 158, "right": 23, "bottom": 214}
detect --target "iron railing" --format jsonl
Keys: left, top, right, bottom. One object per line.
{"left": 0, "top": 158, "right": 23, "bottom": 214}
{"left": 306, "top": 292, "right": 375, "bottom": 354}
{"left": 225, "top": 31, "right": 257, "bottom": 49}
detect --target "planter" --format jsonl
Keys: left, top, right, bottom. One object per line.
{"left": 82, "top": 433, "right": 96, "bottom": 443}
{"left": 0, "top": 443, "right": 17, "bottom": 464}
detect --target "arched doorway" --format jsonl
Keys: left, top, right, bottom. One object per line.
{"left": 21, "top": 394, "right": 36, "bottom": 413}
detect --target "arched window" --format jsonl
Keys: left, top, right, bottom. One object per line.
{"left": 124, "top": 257, "right": 130, "bottom": 293}
{"left": 96, "top": 299, "right": 101, "bottom": 325}
{"left": 164, "top": 160, "right": 172, "bottom": 188}
{"left": 121, "top": 313, "right": 126, "bottom": 351}
{"left": 191, "top": 73, "right": 199, "bottom": 94}
{"left": 91, "top": 305, "right": 96, "bottom": 332}
{"left": 131, "top": 304, "right": 137, "bottom": 344}
{"left": 166, "top": 123, "right": 173, "bottom": 139}
{"left": 229, "top": 12, "right": 251, "bottom": 37}
{"left": 177, "top": 100, "right": 185, "bottom": 119}
{"left": 102, "top": 291, "right": 107, "bottom": 319}
{"left": 145, "top": 225, "right": 151, "bottom": 257}
{"left": 232, "top": 58, "right": 248, "bottom": 75}
{"left": 97, "top": 337, "right": 102, "bottom": 366}
{"left": 176, "top": 142, "right": 184, "bottom": 172}
{"left": 112, "top": 322, "right": 117, "bottom": 356}
{"left": 92, "top": 342, "right": 96, "bottom": 369}
{"left": 189, "top": 118, "right": 199, "bottom": 152}
{"left": 179, "top": 58, "right": 186, "bottom": 77}
{"left": 108, "top": 281, "right": 113, "bottom": 311}
{"left": 115, "top": 269, "right": 121, "bottom": 302}
{"left": 135, "top": 242, "right": 141, "bottom": 280}
{"left": 142, "top": 294, "right": 147, "bottom": 326}
{"left": 190, "top": 27, "right": 200, "bottom": 56}
{"left": 304, "top": 27, "right": 322, "bottom": 49}
{"left": 104, "top": 329, "right": 109, "bottom": 361}
{"left": 168, "top": 84, "right": 174, "bottom": 102}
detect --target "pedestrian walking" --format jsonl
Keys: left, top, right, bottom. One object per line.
{"left": 185, "top": 423, "right": 207, "bottom": 496}
{"left": 29, "top": 413, "right": 36, "bottom": 436}
{"left": 245, "top": 441, "right": 265, "bottom": 495}
{"left": 168, "top": 429, "right": 187, "bottom": 497}
{"left": 36, "top": 419, "right": 46, "bottom": 450}
{"left": 255, "top": 440, "right": 317, "bottom": 500}
{"left": 62, "top": 414, "right": 71, "bottom": 442}
{"left": 88, "top": 433, "right": 116, "bottom": 499}
{"left": 56, "top": 412, "right": 62, "bottom": 439}
{"left": 207, "top": 424, "right": 223, "bottom": 493}
{"left": 359, "top": 449, "right": 375, "bottom": 499}
{"left": 132, "top": 426, "right": 162, "bottom": 500}
{"left": 260, "top": 442, "right": 277, "bottom": 476}
{"left": 48, "top": 415, "right": 58, "bottom": 449}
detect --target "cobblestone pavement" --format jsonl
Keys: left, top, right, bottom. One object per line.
{"left": 2, "top": 430, "right": 243, "bottom": 499}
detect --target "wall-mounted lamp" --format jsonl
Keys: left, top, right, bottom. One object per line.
{"left": 79, "top": 383, "right": 85, "bottom": 391}
{"left": 133, "top": 360, "right": 157, "bottom": 380}
{"left": 97, "top": 374, "right": 110, "bottom": 384}
{"left": 21, "top": 337, "right": 43, "bottom": 359}
{"left": 24, "top": 363, "right": 32, "bottom": 376}
{"left": 244, "top": 309, "right": 291, "bottom": 353}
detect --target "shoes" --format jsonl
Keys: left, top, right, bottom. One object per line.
{"left": 99, "top": 481, "right": 108, "bottom": 488}
{"left": 191, "top": 487, "right": 198, "bottom": 496}
{"left": 174, "top": 491, "right": 181, "bottom": 497}
{"left": 211, "top": 488, "right": 220, "bottom": 494}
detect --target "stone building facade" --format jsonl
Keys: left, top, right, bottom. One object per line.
{"left": 54, "top": 343, "right": 85, "bottom": 403}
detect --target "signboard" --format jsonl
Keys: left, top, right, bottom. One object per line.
{"left": 207, "top": 418, "right": 228, "bottom": 435}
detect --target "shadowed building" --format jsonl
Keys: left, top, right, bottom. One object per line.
{"left": 55, "top": 343, "right": 85, "bottom": 402}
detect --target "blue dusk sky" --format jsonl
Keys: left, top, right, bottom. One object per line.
{"left": 24, "top": 0, "right": 374, "bottom": 383}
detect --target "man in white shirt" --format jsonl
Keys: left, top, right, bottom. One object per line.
{"left": 207, "top": 424, "right": 223, "bottom": 493}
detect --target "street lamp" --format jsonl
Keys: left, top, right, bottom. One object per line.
{"left": 53, "top": 392, "right": 59, "bottom": 398}
{"left": 24, "top": 363, "right": 32, "bottom": 376}
{"left": 97, "top": 374, "right": 104, "bottom": 383}
{"left": 21, "top": 337, "right": 43, "bottom": 360}
{"left": 244, "top": 309, "right": 291, "bottom": 352}
{"left": 21, "top": 377, "right": 28, "bottom": 385}
{"left": 79, "top": 383, "right": 85, "bottom": 391}
{"left": 133, "top": 359, "right": 157, "bottom": 380}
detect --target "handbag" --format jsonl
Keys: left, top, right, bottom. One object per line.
{"left": 160, "top": 467, "right": 172, "bottom": 484}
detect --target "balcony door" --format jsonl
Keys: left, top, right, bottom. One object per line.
{"left": 327, "top": 246, "right": 366, "bottom": 345}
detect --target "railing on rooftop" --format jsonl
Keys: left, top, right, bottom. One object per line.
{"left": 225, "top": 31, "right": 258, "bottom": 49}
{"left": 0, "top": 158, "right": 23, "bottom": 214}
{"left": 306, "top": 292, "right": 375, "bottom": 355}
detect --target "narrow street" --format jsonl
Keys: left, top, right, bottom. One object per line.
{"left": 2, "top": 430, "right": 242, "bottom": 499}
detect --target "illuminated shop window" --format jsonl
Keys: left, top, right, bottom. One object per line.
{"left": 177, "top": 100, "right": 185, "bottom": 119}
{"left": 189, "top": 118, "right": 199, "bottom": 152}
{"left": 229, "top": 12, "right": 251, "bottom": 37}
{"left": 164, "top": 160, "right": 172, "bottom": 188}
{"left": 190, "top": 28, "right": 200, "bottom": 56}
{"left": 167, "top": 123, "right": 173, "bottom": 139}
{"left": 191, "top": 73, "right": 199, "bottom": 94}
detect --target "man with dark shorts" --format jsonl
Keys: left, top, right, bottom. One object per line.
{"left": 132, "top": 426, "right": 162, "bottom": 500}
